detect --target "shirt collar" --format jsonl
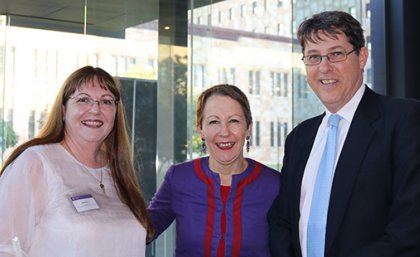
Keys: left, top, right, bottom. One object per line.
{"left": 324, "top": 84, "right": 366, "bottom": 123}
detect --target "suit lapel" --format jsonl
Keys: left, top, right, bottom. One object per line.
{"left": 290, "top": 115, "right": 323, "bottom": 257}
{"left": 325, "top": 87, "right": 380, "bottom": 253}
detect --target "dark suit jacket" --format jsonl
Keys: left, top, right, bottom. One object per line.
{"left": 268, "top": 86, "right": 420, "bottom": 257}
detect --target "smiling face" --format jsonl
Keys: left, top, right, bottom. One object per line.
{"left": 63, "top": 77, "right": 117, "bottom": 148}
{"left": 198, "top": 94, "right": 251, "bottom": 171}
{"left": 304, "top": 31, "right": 368, "bottom": 113}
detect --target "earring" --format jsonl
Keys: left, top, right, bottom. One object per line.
{"left": 201, "top": 138, "right": 206, "bottom": 154}
{"left": 246, "top": 136, "right": 250, "bottom": 153}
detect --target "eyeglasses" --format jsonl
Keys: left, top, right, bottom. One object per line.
{"left": 68, "top": 96, "right": 118, "bottom": 110}
{"left": 301, "top": 48, "right": 358, "bottom": 66}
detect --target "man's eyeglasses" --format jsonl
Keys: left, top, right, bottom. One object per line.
{"left": 301, "top": 48, "right": 358, "bottom": 66}
{"left": 68, "top": 96, "right": 118, "bottom": 110}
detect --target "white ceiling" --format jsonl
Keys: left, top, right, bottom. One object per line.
{"left": 0, "top": 0, "right": 224, "bottom": 38}
{"left": 0, "top": 0, "right": 159, "bottom": 37}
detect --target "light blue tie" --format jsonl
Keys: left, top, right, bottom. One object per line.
{"left": 307, "top": 114, "right": 342, "bottom": 257}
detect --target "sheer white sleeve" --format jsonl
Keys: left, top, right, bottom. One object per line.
{"left": 0, "top": 149, "right": 48, "bottom": 257}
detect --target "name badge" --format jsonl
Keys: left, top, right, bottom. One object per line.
{"left": 70, "top": 194, "right": 100, "bottom": 213}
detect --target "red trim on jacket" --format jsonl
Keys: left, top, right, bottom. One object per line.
{"left": 232, "top": 162, "right": 262, "bottom": 257}
{"left": 194, "top": 159, "right": 215, "bottom": 257}
{"left": 193, "top": 158, "right": 263, "bottom": 257}
{"left": 217, "top": 185, "right": 230, "bottom": 257}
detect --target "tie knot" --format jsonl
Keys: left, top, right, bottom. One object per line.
{"left": 328, "top": 114, "right": 341, "bottom": 127}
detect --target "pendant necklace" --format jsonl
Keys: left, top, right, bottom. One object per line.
{"left": 62, "top": 141, "right": 106, "bottom": 194}
{"left": 97, "top": 167, "right": 106, "bottom": 194}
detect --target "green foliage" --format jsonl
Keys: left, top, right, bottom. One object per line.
{"left": 0, "top": 120, "right": 18, "bottom": 148}
{"left": 191, "top": 130, "right": 202, "bottom": 154}
{"left": 188, "top": 88, "right": 203, "bottom": 155}
{"left": 37, "top": 108, "right": 48, "bottom": 130}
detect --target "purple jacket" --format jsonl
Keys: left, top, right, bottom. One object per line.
{"left": 148, "top": 157, "right": 280, "bottom": 257}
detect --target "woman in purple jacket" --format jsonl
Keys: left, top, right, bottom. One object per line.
{"left": 148, "top": 84, "right": 280, "bottom": 257}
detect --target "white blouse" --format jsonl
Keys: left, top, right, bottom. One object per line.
{"left": 0, "top": 143, "right": 146, "bottom": 257}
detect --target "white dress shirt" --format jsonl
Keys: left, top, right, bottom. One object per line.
{"left": 299, "top": 85, "right": 366, "bottom": 257}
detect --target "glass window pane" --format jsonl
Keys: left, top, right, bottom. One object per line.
{"left": 190, "top": 0, "right": 293, "bottom": 170}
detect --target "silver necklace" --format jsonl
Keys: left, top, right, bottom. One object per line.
{"left": 62, "top": 141, "right": 106, "bottom": 194}
{"left": 96, "top": 167, "right": 105, "bottom": 194}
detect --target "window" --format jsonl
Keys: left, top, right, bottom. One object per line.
{"left": 276, "top": 73, "right": 281, "bottom": 96}
{"left": 217, "top": 67, "right": 235, "bottom": 85}
{"left": 283, "top": 122, "right": 288, "bottom": 145}
{"left": 255, "top": 71, "right": 261, "bottom": 95}
{"left": 218, "top": 68, "right": 227, "bottom": 84}
{"left": 366, "top": 3, "right": 371, "bottom": 18}
{"left": 270, "top": 122, "right": 274, "bottom": 147}
{"left": 128, "top": 57, "right": 136, "bottom": 66}
{"left": 7, "top": 109, "right": 13, "bottom": 128}
{"left": 194, "top": 64, "right": 205, "bottom": 89}
{"left": 28, "top": 110, "right": 35, "bottom": 139}
{"left": 229, "top": 68, "right": 236, "bottom": 85}
{"left": 297, "top": 74, "right": 308, "bottom": 99}
{"left": 282, "top": 73, "right": 289, "bottom": 97}
{"left": 277, "top": 122, "right": 282, "bottom": 146}
{"left": 148, "top": 59, "right": 156, "bottom": 71}
{"left": 269, "top": 71, "right": 289, "bottom": 96}
{"left": 248, "top": 70, "right": 261, "bottom": 95}
{"left": 269, "top": 72, "right": 275, "bottom": 96}
{"left": 349, "top": 6, "right": 356, "bottom": 17}
{"left": 38, "top": 109, "right": 47, "bottom": 130}
{"left": 366, "top": 68, "right": 373, "bottom": 85}
{"left": 248, "top": 70, "right": 254, "bottom": 94}
{"left": 255, "top": 121, "right": 260, "bottom": 146}
{"left": 0, "top": 3, "right": 372, "bottom": 255}
{"left": 277, "top": 122, "right": 288, "bottom": 147}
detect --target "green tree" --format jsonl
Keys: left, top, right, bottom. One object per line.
{"left": 0, "top": 120, "right": 18, "bottom": 148}
{"left": 191, "top": 131, "right": 204, "bottom": 155}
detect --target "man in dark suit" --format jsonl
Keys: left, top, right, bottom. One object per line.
{"left": 268, "top": 11, "right": 420, "bottom": 257}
